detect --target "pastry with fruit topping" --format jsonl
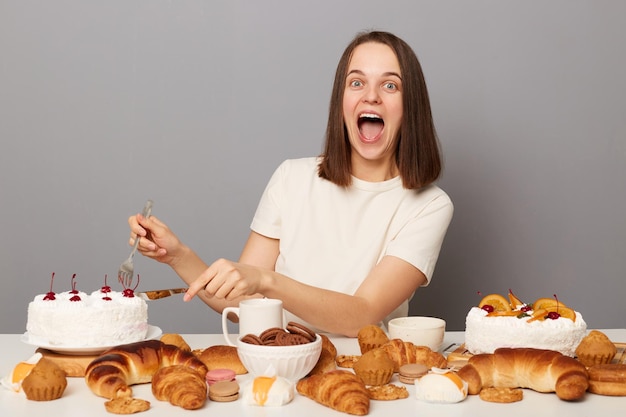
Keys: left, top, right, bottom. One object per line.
{"left": 25, "top": 273, "right": 148, "bottom": 347}
{"left": 464, "top": 290, "right": 587, "bottom": 357}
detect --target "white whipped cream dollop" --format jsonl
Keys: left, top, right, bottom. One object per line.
{"left": 415, "top": 368, "right": 468, "bottom": 404}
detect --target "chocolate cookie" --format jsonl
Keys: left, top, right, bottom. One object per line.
{"left": 260, "top": 327, "right": 286, "bottom": 344}
{"left": 286, "top": 321, "right": 316, "bottom": 342}
{"left": 240, "top": 334, "right": 263, "bottom": 345}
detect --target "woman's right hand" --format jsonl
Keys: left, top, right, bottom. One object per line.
{"left": 128, "top": 213, "right": 182, "bottom": 266}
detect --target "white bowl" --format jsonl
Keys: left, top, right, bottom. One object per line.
{"left": 388, "top": 316, "right": 446, "bottom": 351}
{"left": 236, "top": 334, "right": 322, "bottom": 381}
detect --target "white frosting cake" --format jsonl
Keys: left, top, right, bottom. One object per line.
{"left": 464, "top": 307, "right": 587, "bottom": 357}
{"left": 26, "top": 289, "right": 148, "bottom": 347}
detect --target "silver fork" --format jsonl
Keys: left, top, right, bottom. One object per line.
{"left": 118, "top": 200, "right": 153, "bottom": 288}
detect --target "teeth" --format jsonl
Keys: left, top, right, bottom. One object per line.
{"left": 359, "top": 113, "right": 381, "bottom": 120}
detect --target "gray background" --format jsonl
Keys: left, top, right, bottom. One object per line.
{"left": 1, "top": 0, "right": 624, "bottom": 335}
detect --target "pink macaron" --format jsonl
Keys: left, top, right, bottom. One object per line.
{"left": 206, "top": 368, "right": 237, "bottom": 386}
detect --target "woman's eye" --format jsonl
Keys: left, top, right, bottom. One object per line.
{"left": 350, "top": 80, "right": 363, "bottom": 88}
{"left": 384, "top": 82, "right": 397, "bottom": 91}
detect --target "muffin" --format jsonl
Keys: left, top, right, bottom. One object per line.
{"left": 21, "top": 357, "right": 67, "bottom": 401}
{"left": 357, "top": 324, "right": 389, "bottom": 354}
{"left": 353, "top": 347, "right": 394, "bottom": 386}
{"left": 575, "top": 330, "right": 617, "bottom": 367}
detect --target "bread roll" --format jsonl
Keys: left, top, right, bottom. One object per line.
{"left": 85, "top": 340, "right": 208, "bottom": 399}
{"left": 457, "top": 347, "right": 588, "bottom": 400}
{"left": 196, "top": 345, "right": 247, "bottom": 375}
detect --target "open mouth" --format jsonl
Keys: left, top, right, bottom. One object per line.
{"left": 358, "top": 113, "right": 384, "bottom": 141}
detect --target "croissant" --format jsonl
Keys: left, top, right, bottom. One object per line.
{"left": 381, "top": 339, "right": 447, "bottom": 372}
{"left": 296, "top": 370, "right": 369, "bottom": 416}
{"left": 151, "top": 365, "right": 207, "bottom": 409}
{"left": 457, "top": 347, "right": 588, "bottom": 401}
{"left": 85, "top": 340, "right": 208, "bottom": 399}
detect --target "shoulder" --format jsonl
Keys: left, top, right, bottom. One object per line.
{"left": 408, "top": 184, "right": 454, "bottom": 219}
{"left": 269, "top": 157, "right": 324, "bottom": 186}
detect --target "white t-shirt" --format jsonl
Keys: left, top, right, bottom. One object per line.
{"left": 250, "top": 157, "right": 453, "bottom": 329}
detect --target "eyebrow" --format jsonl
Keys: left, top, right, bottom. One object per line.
{"left": 347, "top": 69, "right": 403, "bottom": 80}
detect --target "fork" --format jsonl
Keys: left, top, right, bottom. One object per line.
{"left": 118, "top": 200, "right": 153, "bottom": 288}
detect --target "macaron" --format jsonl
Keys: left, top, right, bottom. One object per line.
{"left": 398, "top": 363, "right": 429, "bottom": 384}
{"left": 206, "top": 368, "right": 236, "bottom": 386}
{"left": 208, "top": 380, "right": 240, "bottom": 402}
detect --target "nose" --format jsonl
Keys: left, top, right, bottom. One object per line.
{"left": 362, "top": 85, "right": 381, "bottom": 104}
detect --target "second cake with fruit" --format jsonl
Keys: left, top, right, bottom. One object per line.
{"left": 464, "top": 290, "right": 587, "bottom": 357}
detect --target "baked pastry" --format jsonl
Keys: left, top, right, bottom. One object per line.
{"left": 297, "top": 370, "right": 370, "bottom": 415}
{"left": 478, "top": 387, "right": 523, "bottom": 403}
{"left": 152, "top": 365, "right": 207, "bottom": 410}
{"left": 587, "top": 364, "right": 626, "bottom": 396}
{"left": 197, "top": 345, "right": 247, "bottom": 374}
{"left": 367, "top": 383, "right": 409, "bottom": 400}
{"left": 575, "top": 330, "right": 617, "bottom": 367}
{"left": 320, "top": 334, "right": 337, "bottom": 358}
{"left": 457, "top": 347, "right": 589, "bottom": 401}
{"left": 85, "top": 340, "right": 208, "bottom": 399}
{"left": 353, "top": 347, "right": 394, "bottom": 386}
{"left": 160, "top": 334, "right": 191, "bottom": 352}
{"left": 415, "top": 369, "right": 468, "bottom": 403}
{"left": 381, "top": 339, "right": 447, "bottom": 372}
{"left": 104, "top": 397, "right": 151, "bottom": 414}
{"left": 357, "top": 325, "right": 389, "bottom": 354}
{"left": 336, "top": 355, "right": 360, "bottom": 369}
{"left": 21, "top": 357, "right": 67, "bottom": 401}
{"left": 308, "top": 347, "right": 337, "bottom": 376}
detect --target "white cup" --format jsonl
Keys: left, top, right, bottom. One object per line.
{"left": 388, "top": 316, "right": 446, "bottom": 351}
{"left": 222, "top": 298, "right": 285, "bottom": 346}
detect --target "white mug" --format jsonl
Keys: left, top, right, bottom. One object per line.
{"left": 222, "top": 298, "right": 285, "bottom": 346}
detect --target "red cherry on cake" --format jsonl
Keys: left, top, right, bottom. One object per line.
{"left": 122, "top": 274, "right": 140, "bottom": 298}
{"left": 100, "top": 274, "right": 112, "bottom": 293}
{"left": 43, "top": 272, "right": 56, "bottom": 301}
{"left": 481, "top": 304, "right": 495, "bottom": 313}
{"left": 69, "top": 274, "right": 81, "bottom": 301}
{"left": 547, "top": 311, "right": 561, "bottom": 320}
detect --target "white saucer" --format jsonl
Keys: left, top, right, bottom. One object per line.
{"left": 21, "top": 325, "right": 162, "bottom": 355}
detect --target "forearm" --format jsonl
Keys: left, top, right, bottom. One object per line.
{"left": 259, "top": 271, "right": 381, "bottom": 337}
{"left": 169, "top": 245, "right": 238, "bottom": 312}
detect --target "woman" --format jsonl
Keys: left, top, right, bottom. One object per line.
{"left": 128, "top": 31, "right": 453, "bottom": 337}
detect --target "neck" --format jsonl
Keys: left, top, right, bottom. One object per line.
{"left": 351, "top": 156, "right": 399, "bottom": 182}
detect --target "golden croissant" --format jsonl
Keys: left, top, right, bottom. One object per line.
{"left": 151, "top": 365, "right": 207, "bottom": 410}
{"left": 296, "top": 370, "right": 369, "bottom": 416}
{"left": 381, "top": 339, "right": 447, "bottom": 372}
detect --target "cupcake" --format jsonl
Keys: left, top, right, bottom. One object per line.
{"left": 357, "top": 324, "right": 389, "bottom": 354}
{"left": 353, "top": 347, "right": 394, "bottom": 386}
{"left": 21, "top": 357, "right": 67, "bottom": 401}
{"left": 575, "top": 330, "right": 616, "bottom": 367}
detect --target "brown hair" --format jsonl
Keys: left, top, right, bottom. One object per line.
{"left": 317, "top": 31, "right": 442, "bottom": 189}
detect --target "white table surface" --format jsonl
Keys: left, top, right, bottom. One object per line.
{"left": 1, "top": 329, "right": 625, "bottom": 416}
